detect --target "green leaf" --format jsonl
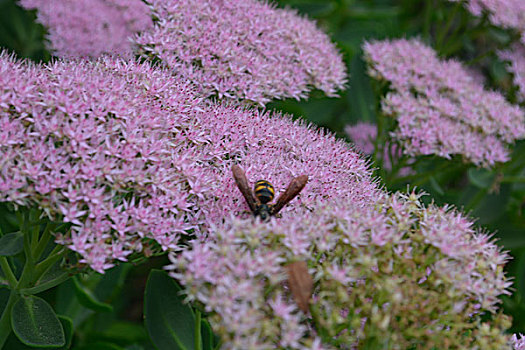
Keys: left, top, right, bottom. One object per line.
{"left": 0, "top": 231, "right": 24, "bottom": 256}
{"left": 144, "top": 270, "right": 195, "bottom": 350}
{"left": 429, "top": 176, "right": 444, "bottom": 196}
{"left": 201, "top": 319, "right": 214, "bottom": 350}
{"left": 467, "top": 168, "right": 495, "bottom": 189}
{"left": 346, "top": 55, "right": 377, "bottom": 123}
{"left": 72, "top": 276, "right": 113, "bottom": 313}
{"left": 74, "top": 342, "right": 124, "bottom": 350}
{"left": 96, "top": 321, "right": 148, "bottom": 343}
{"left": 57, "top": 315, "right": 73, "bottom": 350}
{"left": 11, "top": 295, "right": 65, "bottom": 347}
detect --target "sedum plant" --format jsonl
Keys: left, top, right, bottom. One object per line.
{"left": 134, "top": 0, "right": 347, "bottom": 105}
{"left": 18, "top": 0, "right": 152, "bottom": 58}
{"left": 169, "top": 191, "right": 514, "bottom": 349}
{"left": 363, "top": 38, "right": 525, "bottom": 168}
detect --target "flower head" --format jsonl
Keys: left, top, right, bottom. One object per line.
{"left": 344, "top": 121, "right": 412, "bottom": 175}
{"left": 364, "top": 38, "right": 525, "bottom": 167}
{"left": 449, "top": 0, "right": 525, "bottom": 44}
{"left": 499, "top": 43, "right": 525, "bottom": 102}
{"left": 344, "top": 122, "right": 377, "bottom": 155}
{"left": 1, "top": 51, "right": 375, "bottom": 272}
{"left": 0, "top": 52, "right": 212, "bottom": 272}
{"left": 169, "top": 191, "right": 512, "bottom": 349}
{"left": 19, "top": 0, "right": 152, "bottom": 58}
{"left": 134, "top": 0, "right": 346, "bottom": 105}
{"left": 513, "top": 334, "right": 525, "bottom": 350}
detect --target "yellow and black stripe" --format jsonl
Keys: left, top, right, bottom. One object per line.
{"left": 254, "top": 180, "right": 274, "bottom": 204}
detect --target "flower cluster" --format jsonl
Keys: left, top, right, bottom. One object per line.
{"left": 169, "top": 191, "right": 513, "bottom": 349}
{"left": 193, "top": 102, "right": 380, "bottom": 224}
{"left": 134, "top": 0, "right": 347, "bottom": 105}
{"left": 19, "top": 0, "right": 152, "bottom": 58}
{"left": 0, "top": 53, "right": 215, "bottom": 272}
{"left": 1, "top": 52, "right": 377, "bottom": 273}
{"left": 364, "top": 38, "right": 525, "bottom": 167}
{"left": 449, "top": 0, "right": 525, "bottom": 44}
{"left": 499, "top": 44, "right": 525, "bottom": 102}
{"left": 513, "top": 334, "right": 525, "bottom": 350}
{"left": 344, "top": 122, "right": 377, "bottom": 155}
{"left": 344, "top": 121, "right": 412, "bottom": 175}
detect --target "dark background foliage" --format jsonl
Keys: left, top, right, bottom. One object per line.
{"left": 0, "top": 0, "right": 524, "bottom": 347}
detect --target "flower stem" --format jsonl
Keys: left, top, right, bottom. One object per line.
{"left": 20, "top": 272, "right": 71, "bottom": 295}
{"left": 435, "top": 1, "right": 461, "bottom": 51}
{"left": 32, "top": 222, "right": 54, "bottom": 262}
{"left": 0, "top": 257, "right": 17, "bottom": 289}
{"left": 500, "top": 176, "right": 525, "bottom": 183}
{"left": 195, "top": 309, "right": 202, "bottom": 350}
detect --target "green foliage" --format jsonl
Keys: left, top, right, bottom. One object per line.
{"left": 11, "top": 295, "right": 65, "bottom": 347}
{"left": 72, "top": 276, "right": 113, "bottom": 313}
{"left": 0, "top": 232, "right": 24, "bottom": 256}
{"left": 0, "top": 0, "right": 49, "bottom": 61}
{"left": 144, "top": 270, "right": 216, "bottom": 350}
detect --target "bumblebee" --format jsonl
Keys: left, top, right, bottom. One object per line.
{"left": 231, "top": 165, "right": 308, "bottom": 221}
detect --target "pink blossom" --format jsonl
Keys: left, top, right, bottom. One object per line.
{"left": 1, "top": 52, "right": 377, "bottom": 272}
{"left": 344, "top": 122, "right": 377, "bottom": 155}
{"left": 134, "top": 0, "right": 346, "bottom": 105}
{"left": 499, "top": 43, "right": 525, "bottom": 102}
{"left": 449, "top": 0, "right": 525, "bottom": 44}
{"left": 364, "top": 38, "right": 525, "bottom": 167}
{"left": 0, "top": 53, "right": 211, "bottom": 272}
{"left": 19, "top": 0, "right": 152, "bottom": 58}
{"left": 513, "top": 334, "right": 525, "bottom": 350}
{"left": 344, "top": 121, "right": 412, "bottom": 174}
{"left": 168, "top": 191, "right": 512, "bottom": 348}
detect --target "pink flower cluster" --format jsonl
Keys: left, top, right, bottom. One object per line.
{"left": 134, "top": 0, "right": 347, "bottom": 105}
{"left": 344, "top": 122, "right": 377, "bottom": 155}
{"left": 194, "top": 104, "right": 380, "bottom": 224}
{"left": 364, "top": 38, "right": 525, "bottom": 167}
{"left": 19, "top": 0, "right": 152, "bottom": 58}
{"left": 499, "top": 44, "right": 525, "bottom": 102}
{"left": 170, "top": 191, "right": 512, "bottom": 348}
{"left": 449, "top": 0, "right": 525, "bottom": 44}
{"left": 513, "top": 334, "right": 525, "bottom": 350}
{"left": 344, "top": 121, "right": 411, "bottom": 175}
{"left": 1, "top": 52, "right": 377, "bottom": 272}
{"left": 0, "top": 53, "right": 214, "bottom": 272}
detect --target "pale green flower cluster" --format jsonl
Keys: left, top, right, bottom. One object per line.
{"left": 169, "top": 191, "right": 513, "bottom": 349}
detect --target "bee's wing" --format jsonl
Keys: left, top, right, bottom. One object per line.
{"left": 231, "top": 165, "right": 257, "bottom": 212}
{"left": 270, "top": 175, "right": 308, "bottom": 215}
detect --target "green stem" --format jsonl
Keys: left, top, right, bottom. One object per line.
{"left": 195, "top": 309, "right": 202, "bottom": 350}
{"left": 423, "top": 0, "right": 433, "bottom": 41}
{"left": 464, "top": 187, "right": 488, "bottom": 213}
{"left": 465, "top": 49, "right": 494, "bottom": 66}
{"left": 0, "top": 257, "right": 17, "bottom": 289}
{"left": 32, "top": 222, "right": 54, "bottom": 261}
{"left": 35, "top": 246, "right": 66, "bottom": 277}
{"left": 500, "top": 176, "right": 525, "bottom": 183}
{"left": 372, "top": 112, "right": 387, "bottom": 171}
{"left": 30, "top": 223, "right": 40, "bottom": 260}
{"left": 20, "top": 272, "right": 71, "bottom": 295}
{"left": 390, "top": 161, "right": 453, "bottom": 186}
{"left": 435, "top": 1, "right": 461, "bottom": 51}
{"left": 0, "top": 290, "right": 19, "bottom": 347}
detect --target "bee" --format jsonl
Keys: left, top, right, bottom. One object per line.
{"left": 231, "top": 164, "right": 308, "bottom": 221}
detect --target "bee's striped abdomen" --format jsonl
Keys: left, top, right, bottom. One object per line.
{"left": 254, "top": 180, "right": 274, "bottom": 204}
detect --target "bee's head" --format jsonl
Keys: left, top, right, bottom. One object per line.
{"left": 254, "top": 180, "right": 274, "bottom": 204}
{"left": 258, "top": 208, "right": 270, "bottom": 222}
